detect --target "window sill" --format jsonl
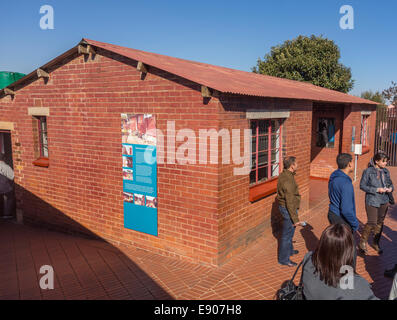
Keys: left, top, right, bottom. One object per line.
{"left": 310, "top": 176, "right": 329, "bottom": 181}
{"left": 362, "top": 146, "right": 370, "bottom": 155}
{"left": 249, "top": 178, "right": 278, "bottom": 202}
{"left": 33, "top": 157, "right": 49, "bottom": 168}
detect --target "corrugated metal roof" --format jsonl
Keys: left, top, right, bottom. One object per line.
{"left": 83, "top": 38, "right": 377, "bottom": 105}
{"left": 1, "top": 38, "right": 378, "bottom": 105}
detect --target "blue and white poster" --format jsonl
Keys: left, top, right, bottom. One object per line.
{"left": 121, "top": 113, "right": 158, "bottom": 236}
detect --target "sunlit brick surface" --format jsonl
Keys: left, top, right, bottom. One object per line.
{"left": 1, "top": 168, "right": 396, "bottom": 300}
{"left": 0, "top": 45, "right": 376, "bottom": 266}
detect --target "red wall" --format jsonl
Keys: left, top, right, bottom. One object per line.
{"left": 341, "top": 104, "right": 377, "bottom": 178}
{"left": 310, "top": 104, "right": 344, "bottom": 178}
{"left": 216, "top": 97, "right": 313, "bottom": 264}
{"left": 0, "top": 47, "right": 377, "bottom": 266}
{"left": 0, "top": 49, "right": 221, "bottom": 265}
{"left": 310, "top": 103, "right": 376, "bottom": 179}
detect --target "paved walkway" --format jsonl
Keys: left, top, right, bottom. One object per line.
{"left": 1, "top": 169, "right": 397, "bottom": 300}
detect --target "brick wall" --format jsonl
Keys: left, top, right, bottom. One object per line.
{"left": 0, "top": 49, "right": 221, "bottom": 265}
{"left": 216, "top": 97, "right": 312, "bottom": 265}
{"left": 310, "top": 103, "right": 344, "bottom": 178}
{"left": 354, "top": 105, "right": 377, "bottom": 176}
{"left": 0, "top": 46, "right": 377, "bottom": 266}
{"left": 341, "top": 104, "right": 377, "bottom": 179}
{"left": 310, "top": 103, "right": 376, "bottom": 180}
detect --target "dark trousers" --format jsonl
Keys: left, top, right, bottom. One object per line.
{"left": 278, "top": 205, "right": 296, "bottom": 264}
{"left": 328, "top": 210, "right": 357, "bottom": 269}
{"left": 1, "top": 191, "right": 15, "bottom": 217}
{"left": 327, "top": 210, "right": 352, "bottom": 231}
{"left": 365, "top": 203, "right": 388, "bottom": 227}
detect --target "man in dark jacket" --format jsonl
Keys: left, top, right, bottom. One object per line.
{"left": 277, "top": 156, "right": 304, "bottom": 267}
{"left": 328, "top": 153, "right": 359, "bottom": 232}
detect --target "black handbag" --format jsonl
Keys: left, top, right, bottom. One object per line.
{"left": 276, "top": 256, "right": 309, "bottom": 300}
{"left": 387, "top": 192, "right": 395, "bottom": 205}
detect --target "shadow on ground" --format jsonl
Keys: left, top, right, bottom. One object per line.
{"left": 356, "top": 212, "right": 397, "bottom": 299}
{"left": 299, "top": 223, "right": 319, "bottom": 253}
{"left": 271, "top": 199, "right": 320, "bottom": 258}
{"left": 0, "top": 183, "right": 172, "bottom": 300}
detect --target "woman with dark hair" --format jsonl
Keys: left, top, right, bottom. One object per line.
{"left": 359, "top": 152, "right": 394, "bottom": 254}
{"left": 302, "top": 224, "right": 378, "bottom": 300}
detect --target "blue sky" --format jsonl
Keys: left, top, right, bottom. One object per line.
{"left": 1, "top": 0, "right": 396, "bottom": 98}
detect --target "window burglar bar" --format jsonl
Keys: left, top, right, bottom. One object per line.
{"left": 38, "top": 116, "right": 49, "bottom": 158}
{"left": 361, "top": 115, "right": 369, "bottom": 146}
{"left": 250, "top": 119, "right": 282, "bottom": 185}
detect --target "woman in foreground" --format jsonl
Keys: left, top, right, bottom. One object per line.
{"left": 301, "top": 224, "right": 378, "bottom": 300}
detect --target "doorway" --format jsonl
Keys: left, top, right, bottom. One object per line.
{"left": 0, "top": 131, "right": 15, "bottom": 218}
{"left": 310, "top": 104, "right": 344, "bottom": 178}
{"left": 309, "top": 104, "right": 344, "bottom": 209}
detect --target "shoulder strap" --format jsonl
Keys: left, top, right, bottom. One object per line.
{"left": 290, "top": 261, "right": 303, "bottom": 283}
{"left": 297, "top": 254, "right": 312, "bottom": 286}
{"left": 289, "top": 253, "right": 311, "bottom": 283}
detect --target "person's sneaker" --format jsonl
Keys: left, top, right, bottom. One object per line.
{"left": 287, "top": 260, "right": 298, "bottom": 267}
{"left": 279, "top": 260, "right": 297, "bottom": 267}
{"left": 384, "top": 264, "right": 397, "bottom": 278}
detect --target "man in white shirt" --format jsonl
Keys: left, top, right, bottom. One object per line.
{"left": 0, "top": 153, "right": 15, "bottom": 218}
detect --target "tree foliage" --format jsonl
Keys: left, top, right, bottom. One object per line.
{"left": 360, "top": 90, "right": 386, "bottom": 105}
{"left": 382, "top": 81, "right": 397, "bottom": 105}
{"left": 252, "top": 35, "right": 354, "bottom": 93}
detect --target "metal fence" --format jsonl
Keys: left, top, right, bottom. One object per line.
{"left": 375, "top": 106, "right": 397, "bottom": 166}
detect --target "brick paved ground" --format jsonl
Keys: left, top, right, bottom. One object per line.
{"left": 1, "top": 169, "right": 396, "bottom": 300}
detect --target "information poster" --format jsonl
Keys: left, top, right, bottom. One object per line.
{"left": 121, "top": 113, "right": 158, "bottom": 236}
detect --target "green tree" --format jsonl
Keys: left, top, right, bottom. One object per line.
{"left": 360, "top": 90, "right": 386, "bottom": 105}
{"left": 252, "top": 35, "right": 354, "bottom": 93}
{"left": 363, "top": 91, "right": 388, "bottom": 132}
{"left": 382, "top": 81, "right": 397, "bottom": 105}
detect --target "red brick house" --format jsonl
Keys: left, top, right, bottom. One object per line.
{"left": 0, "top": 39, "right": 377, "bottom": 266}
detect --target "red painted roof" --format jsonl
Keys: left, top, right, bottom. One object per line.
{"left": 84, "top": 38, "right": 377, "bottom": 105}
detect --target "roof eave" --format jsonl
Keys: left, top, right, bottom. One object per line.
{"left": 0, "top": 43, "right": 82, "bottom": 98}
{"left": 0, "top": 38, "right": 380, "bottom": 107}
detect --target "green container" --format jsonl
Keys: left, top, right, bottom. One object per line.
{"left": 0, "top": 71, "right": 26, "bottom": 90}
